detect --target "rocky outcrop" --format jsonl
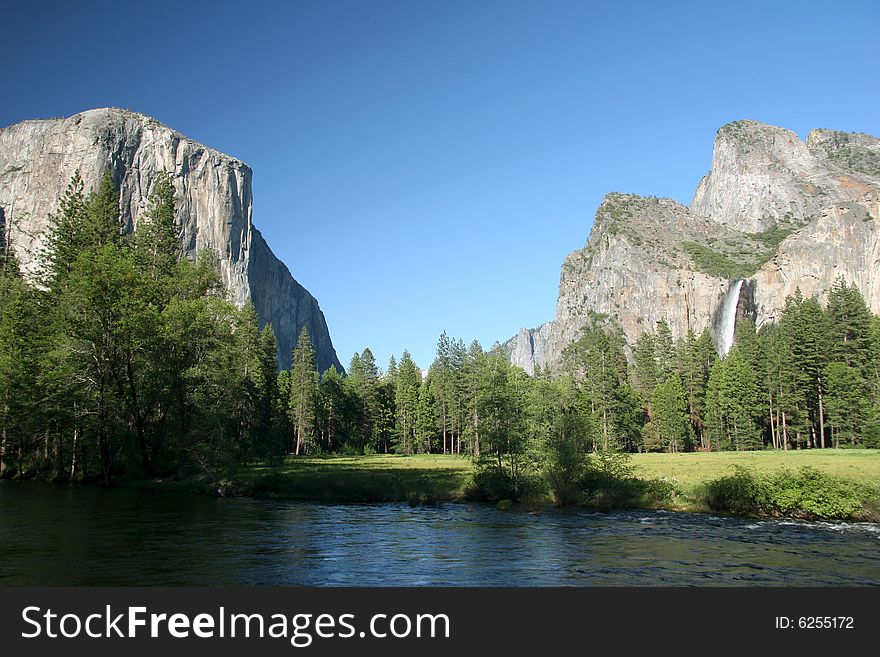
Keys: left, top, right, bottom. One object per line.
{"left": 753, "top": 200, "right": 880, "bottom": 324}
{"left": 504, "top": 323, "right": 552, "bottom": 374}
{"left": 0, "top": 108, "right": 342, "bottom": 372}
{"left": 691, "top": 120, "right": 877, "bottom": 232}
{"left": 521, "top": 120, "right": 880, "bottom": 372}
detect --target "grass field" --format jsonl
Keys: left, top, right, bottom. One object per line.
{"left": 243, "top": 454, "right": 474, "bottom": 503}
{"left": 137, "top": 450, "right": 880, "bottom": 517}
{"left": 630, "top": 449, "right": 880, "bottom": 494}
{"left": 238, "top": 449, "right": 879, "bottom": 503}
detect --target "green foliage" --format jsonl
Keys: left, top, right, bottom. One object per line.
{"left": 681, "top": 222, "right": 798, "bottom": 280}
{"left": 701, "top": 465, "right": 766, "bottom": 514}
{"left": 705, "top": 348, "right": 762, "bottom": 450}
{"left": 472, "top": 347, "right": 538, "bottom": 501}
{"left": 289, "top": 327, "right": 318, "bottom": 454}
{"left": 5, "top": 174, "right": 880, "bottom": 516}
{"left": 580, "top": 449, "right": 676, "bottom": 508}
{"left": 765, "top": 468, "right": 865, "bottom": 519}
{"left": 532, "top": 375, "right": 594, "bottom": 505}
{"left": 702, "top": 466, "right": 869, "bottom": 519}
{"left": 646, "top": 375, "right": 692, "bottom": 452}
{"left": 681, "top": 241, "right": 754, "bottom": 279}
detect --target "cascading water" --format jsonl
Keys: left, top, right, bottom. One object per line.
{"left": 717, "top": 279, "right": 744, "bottom": 357}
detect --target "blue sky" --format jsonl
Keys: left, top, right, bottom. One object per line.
{"left": 4, "top": 0, "right": 879, "bottom": 370}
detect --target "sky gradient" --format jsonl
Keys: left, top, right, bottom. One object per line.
{"left": 4, "top": 0, "right": 879, "bottom": 370}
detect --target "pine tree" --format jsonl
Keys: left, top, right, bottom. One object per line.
{"left": 463, "top": 340, "right": 485, "bottom": 457}
{"left": 563, "top": 320, "right": 629, "bottom": 451}
{"left": 415, "top": 376, "right": 437, "bottom": 453}
{"left": 826, "top": 277, "right": 874, "bottom": 369}
{"left": 134, "top": 171, "right": 178, "bottom": 284}
{"left": 289, "top": 327, "right": 318, "bottom": 455}
{"left": 44, "top": 172, "right": 87, "bottom": 283}
{"left": 84, "top": 170, "right": 123, "bottom": 248}
{"left": 649, "top": 375, "right": 692, "bottom": 452}
{"left": 633, "top": 332, "right": 660, "bottom": 398}
{"left": 317, "top": 366, "right": 346, "bottom": 452}
{"left": 394, "top": 351, "right": 421, "bottom": 454}
{"left": 823, "top": 362, "right": 866, "bottom": 447}
{"left": 675, "top": 328, "right": 714, "bottom": 450}
{"left": 431, "top": 331, "right": 454, "bottom": 454}
{"left": 705, "top": 348, "right": 762, "bottom": 450}
{"left": 0, "top": 208, "right": 20, "bottom": 279}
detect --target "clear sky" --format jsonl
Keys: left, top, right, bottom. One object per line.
{"left": 4, "top": 0, "right": 879, "bottom": 371}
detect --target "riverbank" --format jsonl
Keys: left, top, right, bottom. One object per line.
{"left": 126, "top": 450, "right": 880, "bottom": 521}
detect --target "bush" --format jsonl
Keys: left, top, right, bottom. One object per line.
{"left": 702, "top": 466, "right": 869, "bottom": 519}
{"left": 701, "top": 466, "right": 766, "bottom": 514}
{"left": 765, "top": 468, "right": 864, "bottom": 520}
{"left": 470, "top": 456, "right": 544, "bottom": 503}
{"left": 580, "top": 450, "right": 676, "bottom": 508}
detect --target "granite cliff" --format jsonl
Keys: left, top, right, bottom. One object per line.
{"left": 0, "top": 108, "right": 342, "bottom": 372}
{"left": 507, "top": 120, "right": 880, "bottom": 372}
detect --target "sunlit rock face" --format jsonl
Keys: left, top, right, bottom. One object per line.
{"left": 504, "top": 323, "right": 552, "bottom": 374}
{"left": 511, "top": 120, "right": 880, "bottom": 371}
{"left": 0, "top": 108, "right": 342, "bottom": 372}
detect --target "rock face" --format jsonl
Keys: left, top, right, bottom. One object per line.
{"left": 691, "top": 121, "right": 876, "bottom": 232}
{"left": 503, "top": 323, "right": 551, "bottom": 374}
{"left": 513, "top": 120, "right": 880, "bottom": 371}
{"left": 0, "top": 108, "right": 342, "bottom": 372}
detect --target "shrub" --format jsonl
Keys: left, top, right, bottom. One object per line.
{"left": 764, "top": 468, "right": 864, "bottom": 520}
{"left": 701, "top": 466, "right": 766, "bottom": 514}
{"left": 580, "top": 450, "right": 676, "bottom": 508}
{"left": 702, "top": 466, "right": 869, "bottom": 519}
{"left": 470, "top": 456, "right": 544, "bottom": 503}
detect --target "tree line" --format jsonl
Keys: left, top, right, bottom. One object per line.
{"left": 632, "top": 283, "right": 880, "bottom": 453}
{"left": 2, "top": 171, "right": 879, "bottom": 494}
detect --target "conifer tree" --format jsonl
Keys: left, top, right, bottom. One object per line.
{"left": 316, "top": 365, "right": 346, "bottom": 451}
{"left": 649, "top": 375, "right": 691, "bottom": 452}
{"left": 394, "top": 351, "right": 421, "bottom": 454}
{"left": 289, "top": 327, "right": 318, "bottom": 455}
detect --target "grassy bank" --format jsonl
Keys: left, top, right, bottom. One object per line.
{"left": 132, "top": 450, "right": 880, "bottom": 520}
{"left": 242, "top": 454, "right": 473, "bottom": 503}
{"left": 630, "top": 449, "right": 880, "bottom": 490}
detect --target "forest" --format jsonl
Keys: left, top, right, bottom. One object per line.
{"left": 1, "top": 173, "right": 879, "bottom": 506}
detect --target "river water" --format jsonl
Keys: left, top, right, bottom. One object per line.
{"left": 0, "top": 481, "right": 877, "bottom": 586}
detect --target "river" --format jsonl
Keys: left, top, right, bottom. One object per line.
{"left": 0, "top": 481, "right": 878, "bottom": 586}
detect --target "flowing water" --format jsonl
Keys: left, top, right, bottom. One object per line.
{"left": 1, "top": 481, "right": 878, "bottom": 586}
{"left": 717, "top": 279, "right": 744, "bottom": 357}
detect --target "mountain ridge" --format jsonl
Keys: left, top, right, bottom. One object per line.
{"left": 506, "top": 119, "right": 880, "bottom": 372}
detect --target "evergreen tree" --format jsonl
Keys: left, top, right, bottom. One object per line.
{"left": 705, "top": 348, "right": 762, "bottom": 450}
{"left": 633, "top": 332, "right": 660, "bottom": 398}
{"left": 648, "top": 375, "right": 691, "bottom": 452}
{"left": 84, "top": 170, "right": 123, "bottom": 248}
{"left": 415, "top": 375, "right": 437, "bottom": 453}
{"left": 431, "top": 332, "right": 454, "bottom": 454}
{"left": 44, "top": 172, "right": 87, "bottom": 283}
{"left": 463, "top": 340, "right": 485, "bottom": 457}
{"left": 289, "top": 327, "right": 318, "bottom": 455}
{"left": 563, "top": 320, "right": 629, "bottom": 451}
{"left": 393, "top": 351, "right": 421, "bottom": 454}
{"left": 675, "top": 328, "right": 714, "bottom": 450}
{"left": 823, "top": 362, "right": 867, "bottom": 447}
{"left": 317, "top": 365, "right": 346, "bottom": 452}
{"left": 134, "top": 171, "right": 178, "bottom": 284}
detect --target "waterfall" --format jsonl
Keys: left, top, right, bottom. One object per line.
{"left": 718, "top": 279, "right": 744, "bottom": 357}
